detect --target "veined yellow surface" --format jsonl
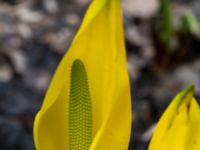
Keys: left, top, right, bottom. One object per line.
{"left": 33, "top": 0, "right": 132, "bottom": 150}
{"left": 149, "top": 86, "right": 200, "bottom": 150}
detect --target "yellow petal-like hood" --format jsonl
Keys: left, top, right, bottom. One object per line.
{"left": 34, "top": 0, "right": 132, "bottom": 149}
{"left": 148, "top": 86, "right": 200, "bottom": 150}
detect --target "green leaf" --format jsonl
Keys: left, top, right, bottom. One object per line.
{"left": 160, "top": 0, "right": 174, "bottom": 54}
{"left": 180, "top": 10, "right": 200, "bottom": 35}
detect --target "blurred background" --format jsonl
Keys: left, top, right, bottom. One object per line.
{"left": 0, "top": 0, "right": 199, "bottom": 149}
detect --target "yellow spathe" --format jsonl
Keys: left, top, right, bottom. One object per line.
{"left": 149, "top": 86, "right": 200, "bottom": 150}
{"left": 33, "top": 0, "right": 132, "bottom": 150}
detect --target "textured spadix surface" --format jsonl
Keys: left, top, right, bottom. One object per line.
{"left": 69, "top": 59, "right": 92, "bottom": 150}
{"left": 149, "top": 86, "right": 200, "bottom": 150}
{"left": 33, "top": 0, "right": 132, "bottom": 149}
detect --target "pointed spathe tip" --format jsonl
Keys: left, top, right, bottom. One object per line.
{"left": 175, "top": 85, "right": 195, "bottom": 108}
{"left": 182, "top": 85, "right": 195, "bottom": 96}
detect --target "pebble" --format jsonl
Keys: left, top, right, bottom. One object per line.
{"left": 0, "top": 64, "right": 13, "bottom": 82}
{"left": 123, "top": 0, "right": 160, "bottom": 19}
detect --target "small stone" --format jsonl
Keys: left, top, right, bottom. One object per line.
{"left": 141, "top": 124, "right": 156, "bottom": 142}
{"left": 9, "top": 49, "right": 27, "bottom": 74}
{"left": 126, "top": 25, "right": 149, "bottom": 47}
{"left": 43, "top": 0, "right": 59, "bottom": 14}
{"left": 6, "top": 36, "right": 22, "bottom": 48}
{"left": 34, "top": 71, "right": 51, "bottom": 92}
{"left": 123, "top": 0, "right": 160, "bottom": 19}
{"left": 172, "top": 60, "right": 200, "bottom": 94}
{"left": 0, "top": 64, "right": 13, "bottom": 82}
{"left": 141, "top": 45, "right": 155, "bottom": 60}
{"left": 17, "top": 23, "right": 33, "bottom": 39}
{"left": 65, "top": 13, "right": 81, "bottom": 26}
{"left": 75, "top": 0, "right": 90, "bottom": 5}
{"left": 43, "top": 28, "right": 74, "bottom": 54}
{"left": 127, "top": 54, "right": 140, "bottom": 80}
{"left": 16, "top": 4, "right": 44, "bottom": 23}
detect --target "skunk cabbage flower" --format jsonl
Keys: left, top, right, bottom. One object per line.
{"left": 33, "top": 0, "right": 132, "bottom": 150}
{"left": 149, "top": 86, "right": 200, "bottom": 150}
